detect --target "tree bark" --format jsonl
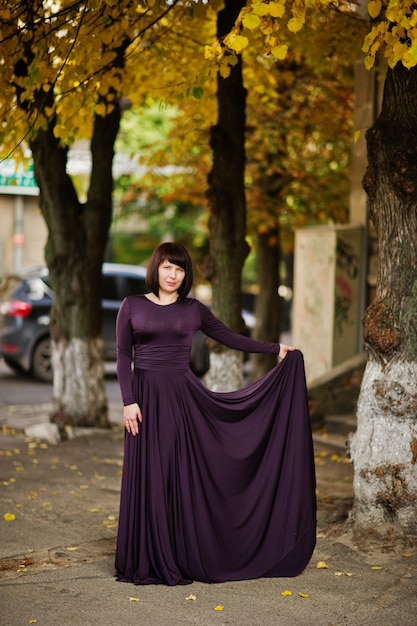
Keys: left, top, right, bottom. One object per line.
{"left": 203, "top": 0, "right": 248, "bottom": 392}
{"left": 249, "top": 231, "right": 281, "bottom": 381}
{"left": 30, "top": 103, "right": 121, "bottom": 429}
{"left": 350, "top": 64, "right": 417, "bottom": 534}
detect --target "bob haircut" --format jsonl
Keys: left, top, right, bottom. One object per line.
{"left": 146, "top": 242, "right": 193, "bottom": 301}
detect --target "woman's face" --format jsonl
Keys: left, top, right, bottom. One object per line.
{"left": 158, "top": 259, "right": 185, "bottom": 294}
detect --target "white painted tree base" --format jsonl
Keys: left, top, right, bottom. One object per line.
{"left": 51, "top": 337, "right": 109, "bottom": 428}
{"left": 349, "top": 358, "right": 417, "bottom": 532}
{"left": 204, "top": 351, "right": 243, "bottom": 392}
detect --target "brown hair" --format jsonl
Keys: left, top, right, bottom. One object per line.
{"left": 146, "top": 242, "right": 193, "bottom": 301}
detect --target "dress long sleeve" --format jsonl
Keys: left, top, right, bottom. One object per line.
{"left": 197, "top": 300, "right": 280, "bottom": 355}
{"left": 116, "top": 298, "right": 136, "bottom": 406}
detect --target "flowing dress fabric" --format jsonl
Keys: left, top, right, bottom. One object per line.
{"left": 115, "top": 296, "right": 316, "bottom": 586}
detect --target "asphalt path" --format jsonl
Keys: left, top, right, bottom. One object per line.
{"left": 0, "top": 357, "right": 122, "bottom": 407}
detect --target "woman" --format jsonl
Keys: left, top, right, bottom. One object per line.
{"left": 115, "top": 242, "right": 316, "bottom": 586}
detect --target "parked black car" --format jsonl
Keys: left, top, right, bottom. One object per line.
{"left": 0, "top": 263, "right": 211, "bottom": 382}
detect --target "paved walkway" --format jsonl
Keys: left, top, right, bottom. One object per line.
{"left": 0, "top": 404, "right": 416, "bottom": 626}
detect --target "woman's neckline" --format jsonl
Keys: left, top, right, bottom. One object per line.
{"left": 144, "top": 294, "right": 179, "bottom": 307}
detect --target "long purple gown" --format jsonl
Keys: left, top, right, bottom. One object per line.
{"left": 115, "top": 295, "right": 316, "bottom": 586}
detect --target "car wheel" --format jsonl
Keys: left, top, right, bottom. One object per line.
{"left": 32, "top": 337, "right": 53, "bottom": 382}
{"left": 3, "top": 356, "right": 27, "bottom": 374}
{"left": 190, "top": 331, "right": 210, "bottom": 377}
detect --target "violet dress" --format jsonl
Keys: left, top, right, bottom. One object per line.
{"left": 115, "top": 295, "right": 316, "bottom": 586}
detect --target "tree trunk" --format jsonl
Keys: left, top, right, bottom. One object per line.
{"left": 30, "top": 104, "right": 121, "bottom": 429}
{"left": 349, "top": 64, "right": 417, "bottom": 534}
{"left": 249, "top": 231, "right": 281, "bottom": 382}
{"left": 203, "top": 0, "right": 248, "bottom": 392}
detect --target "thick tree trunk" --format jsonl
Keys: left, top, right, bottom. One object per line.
{"left": 350, "top": 64, "right": 417, "bottom": 534}
{"left": 30, "top": 104, "right": 121, "bottom": 429}
{"left": 249, "top": 231, "right": 281, "bottom": 382}
{"left": 203, "top": 0, "right": 248, "bottom": 392}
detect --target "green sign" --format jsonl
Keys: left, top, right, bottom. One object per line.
{"left": 0, "top": 158, "right": 39, "bottom": 195}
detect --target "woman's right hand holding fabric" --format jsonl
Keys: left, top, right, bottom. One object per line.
{"left": 123, "top": 403, "right": 142, "bottom": 436}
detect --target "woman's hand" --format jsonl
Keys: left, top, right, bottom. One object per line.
{"left": 123, "top": 403, "right": 142, "bottom": 436}
{"left": 279, "top": 343, "right": 296, "bottom": 360}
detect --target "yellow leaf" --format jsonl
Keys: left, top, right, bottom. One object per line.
{"left": 0, "top": 8, "right": 11, "bottom": 20}
{"left": 29, "top": 621, "right": 38, "bottom": 624}
{"left": 214, "top": 605, "right": 224, "bottom": 611}
{"left": 281, "top": 590, "right": 292, "bottom": 596}
{"left": 368, "top": 0, "right": 382, "bottom": 19}
{"left": 225, "top": 34, "right": 249, "bottom": 54}
{"left": 335, "top": 571, "right": 344, "bottom": 576}
{"left": 95, "top": 103, "right": 107, "bottom": 117}
{"left": 129, "top": 597, "right": 140, "bottom": 602}
{"left": 345, "top": 572, "right": 354, "bottom": 576}
{"left": 364, "top": 54, "right": 375, "bottom": 71}
{"left": 287, "top": 17, "right": 304, "bottom": 33}
{"left": 252, "top": 3, "right": 270, "bottom": 16}
{"left": 3, "top": 513, "right": 16, "bottom": 521}
{"left": 403, "top": 553, "right": 413, "bottom": 558}
{"left": 66, "top": 546, "right": 79, "bottom": 551}
{"left": 298, "top": 592, "right": 310, "bottom": 598}
{"left": 242, "top": 14, "right": 261, "bottom": 29}
{"left": 316, "top": 561, "right": 329, "bottom": 569}
{"left": 371, "top": 565, "right": 382, "bottom": 570}
{"left": 269, "top": 3, "right": 285, "bottom": 18}
{"left": 401, "top": 53, "right": 417, "bottom": 69}
{"left": 219, "top": 64, "right": 231, "bottom": 79}
{"left": 271, "top": 44, "right": 288, "bottom": 60}
{"left": 204, "top": 45, "right": 215, "bottom": 61}
{"left": 185, "top": 594, "right": 197, "bottom": 601}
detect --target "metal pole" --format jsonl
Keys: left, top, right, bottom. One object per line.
{"left": 13, "top": 195, "right": 24, "bottom": 273}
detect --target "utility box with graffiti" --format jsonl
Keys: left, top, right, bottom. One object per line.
{"left": 292, "top": 225, "right": 365, "bottom": 383}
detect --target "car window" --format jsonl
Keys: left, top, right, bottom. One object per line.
{"left": 101, "top": 275, "right": 120, "bottom": 300}
{"left": 125, "top": 276, "right": 148, "bottom": 296}
{"left": 25, "top": 277, "right": 53, "bottom": 300}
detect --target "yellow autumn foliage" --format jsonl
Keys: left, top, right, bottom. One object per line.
{"left": 215, "top": 0, "right": 417, "bottom": 74}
